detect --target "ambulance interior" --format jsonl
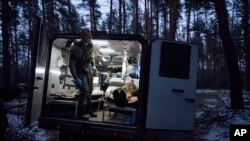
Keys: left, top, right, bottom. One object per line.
{"left": 46, "top": 38, "right": 141, "bottom": 125}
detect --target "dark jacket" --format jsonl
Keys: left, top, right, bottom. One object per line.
{"left": 68, "top": 41, "right": 95, "bottom": 79}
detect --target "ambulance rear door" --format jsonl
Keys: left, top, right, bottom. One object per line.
{"left": 146, "top": 39, "right": 198, "bottom": 130}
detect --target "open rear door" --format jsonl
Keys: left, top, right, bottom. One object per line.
{"left": 146, "top": 39, "right": 198, "bottom": 130}
{"left": 29, "top": 20, "right": 49, "bottom": 122}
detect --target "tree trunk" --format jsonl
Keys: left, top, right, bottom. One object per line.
{"left": 169, "top": 0, "right": 179, "bottom": 41}
{"left": 145, "top": 0, "right": 149, "bottom": 42}
{"left": 90, "top": 0, "right": 97, "bottom": 31}
{"left": 2, "top": 0, "right": 11, "bottom": 97}
{"left": 48, "top": 0, "right": 55, "bottom": 31}
{"left": 119, "top": 0, "right": 122, "bottom": 33}
{"left": 162, "top": 2, "right": 168, "bottom": 39}
{"left": 243, "top": 0, "right": 250, "bottom": 91}
{"left": 89, "top": 0, "right": 93, "bottom": 30}
{"left": 13, "top": 1, "right": 20, "bottom": 83}
{"left": 149, "top": 0, "right": 153, "bottom": 42}
{"left": 135, "top": 0, "right": 139, "bottom": 34}
{"left": 109, "top": 0, "right": 113, "bottom": 33}
{"left": 42, "top": 0, "right": 46, "bottom": 23}
{"left": 21, "top": 0, "right": 38, "bottom": 85}
{"left": 231, "top": 1, "right": 235, "bottom": 30}
{"left": 186, "top": 0, "right": 192, "bottom": 42}
{"left": 122, "top": 0, "right": 126, "bottom": 33}
{"left": 155, "top": 0, "right": 159, "bottom": 38}
{"left": 213, "top": 0, "right": 244, "bottom": 109}
{"left": 67, "top": 0, "right": 74, "bottom": 32}
{"left": 27, "top": 0, "right": 34, "bottom": 83}
{"left": 9, "top": 23, "right": 14, "bottom": 85}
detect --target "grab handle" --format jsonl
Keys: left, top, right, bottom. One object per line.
{"left": 172, "top": 89, "right": 184, "bottom": 93}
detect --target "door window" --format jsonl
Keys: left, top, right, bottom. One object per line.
{"left": 159, "top": 42, "right": 191, "bottom": 79}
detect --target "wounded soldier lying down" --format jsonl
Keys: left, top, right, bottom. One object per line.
{"left": 106, "top": 83, "right": 138, "bottom": 108}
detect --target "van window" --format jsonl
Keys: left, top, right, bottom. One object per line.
{"left": 159, "top": 42, "right": 191, "bottom": 79}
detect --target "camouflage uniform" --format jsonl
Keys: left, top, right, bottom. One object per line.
{"left": 68, "top": 41, "right": 95, "bottom": 118}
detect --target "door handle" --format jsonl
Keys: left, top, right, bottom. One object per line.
{"left": 33, "top": 86, "right": 40, "bottom": 89}
{"left": 36, "top": 77, "right": 43, "bottom": 80}
{"left": 185, "top": 98, "right": 196, "bottom": 102}
{"left": 172, "top": 89, "right": 184, "bottom": 93}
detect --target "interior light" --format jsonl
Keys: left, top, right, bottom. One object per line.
{"left": 92, "top": 40, "right": 109, "bottom": 45}
{"left": 36, "top": 68, "right": 45, "bottom": 74}
{"left": 99, "top": 48, "right": 115, "bottom": 54}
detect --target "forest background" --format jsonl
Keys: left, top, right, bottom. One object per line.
{"left": 0, "top": 0, "right": 250, "bottom": 109}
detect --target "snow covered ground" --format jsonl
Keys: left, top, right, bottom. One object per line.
{"left": 195, "top": 89, "right": 250, "bottom": 141}
{"left": 4, "top": 99, "right": 59, "bottom": 141}
{"left": 3, "top": 89, "right": 250, "bottom": 141}
{"left": 5, "top": 115, "right": 53, "bottom": 141}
